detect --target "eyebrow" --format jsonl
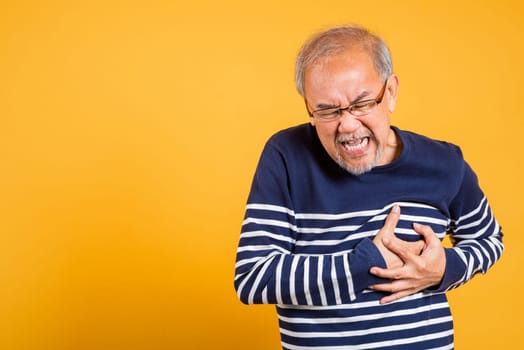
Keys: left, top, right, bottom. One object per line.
{"left": 351, "top": 90, "right": 372, "bottom": 104}
{"left": 314, "top": 103, "right": 339, "bottom": 110}
{"left": 313, "top": 90, "right": 372, "bottom": 110}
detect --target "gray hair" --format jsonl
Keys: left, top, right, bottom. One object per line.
{"left": 295, "top": 25, "right": 393, "bottom": 97}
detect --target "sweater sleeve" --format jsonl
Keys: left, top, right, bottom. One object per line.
{"left": 431, "top": 161, "right": 504, "bottom": 292}
{"left": 234, "top": 142, "right": 388, "bottom": 306}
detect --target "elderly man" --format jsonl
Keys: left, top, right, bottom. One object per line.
{"left": 234, "top": 25, "right": 503, "bottom": 349}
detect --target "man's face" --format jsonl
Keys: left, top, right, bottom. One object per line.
{"left": 304, "top": 50, "right": 399, "bottom": 175}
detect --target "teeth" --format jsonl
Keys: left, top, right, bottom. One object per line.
{"left": 341, "top": 137, "right": 368, "bottom": 151}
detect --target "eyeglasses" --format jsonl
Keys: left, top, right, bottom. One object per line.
{"left": 306, "top": 79, "right": 388, "bottom": 121}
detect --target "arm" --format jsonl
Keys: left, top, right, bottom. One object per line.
{"left": 435, "top": 163, "right": 504, "bottom": 292}
{"left": 369, "top": 162, "right": 503, "bottom": 302}
{"left": 234, "top": 143, "right": 389, "bottom": 306}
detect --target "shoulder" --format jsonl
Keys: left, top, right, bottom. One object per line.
{"left": 266, "top": 123, "right": 316, "bottom": 149}
{"left": 263, "top": 123, "right": 326, "bottom": 163}
{"left": 258, "top": 123, "right": 338, "bottom": 177}
{"left": 392, "top": 127, "right": 475, "bottom": 207}
{"left": 397, "top": 127, "right": 465, "bottom": 166}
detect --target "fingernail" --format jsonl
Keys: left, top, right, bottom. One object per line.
{"left": 392, "top": 205, "right": 400, "bottom": 213}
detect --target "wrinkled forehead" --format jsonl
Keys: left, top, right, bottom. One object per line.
{"left": 306, "top": 49, "right": 379, "bottom": 84}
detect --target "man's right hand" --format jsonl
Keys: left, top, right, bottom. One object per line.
{"left": 372, "top": 205, "right": 424, "bottom": 269}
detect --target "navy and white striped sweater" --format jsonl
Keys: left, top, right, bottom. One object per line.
{"left": 234, "top": 123, "right": 503, "bottom": 349}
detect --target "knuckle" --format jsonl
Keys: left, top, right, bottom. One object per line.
{"left": 417, "top": 260, "right": 428, "bottom": 271}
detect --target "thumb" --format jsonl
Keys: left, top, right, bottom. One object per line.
{"left": 413, "top": 223, "right": 438, "bottom": 250}
{"left": 383, "top": 205, "right": 401, "bottom": 233}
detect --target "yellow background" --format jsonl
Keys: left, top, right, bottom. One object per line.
{"left": 1, "top": 0, "right": 522, "bottom": 349}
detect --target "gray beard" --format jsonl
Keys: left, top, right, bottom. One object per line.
{"left": 334, "top": 146, "right": 382, "bottom": 176}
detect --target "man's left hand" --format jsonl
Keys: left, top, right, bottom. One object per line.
{"left": 369, "top": 223, "right": 446, "bottom": 304}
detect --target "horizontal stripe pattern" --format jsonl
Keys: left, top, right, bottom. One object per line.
{"left": 446, "top": 196, "right": 503, "bottom": 289}
{"left": 277, "top": 293, "right": 454, "bottom": 349}
{"left": 234, "top": 196, "right": 502, "bottom": 349}
{"left": 234, "top": 125, "right": 504, "bottom": 349}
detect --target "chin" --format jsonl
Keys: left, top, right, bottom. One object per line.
{"left": 337, "top": 160, "right": 375, "bottom": 176}
{"left": 335, "top": 149, "right": 382, "bottom": 176}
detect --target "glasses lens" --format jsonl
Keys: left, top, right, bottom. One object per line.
{"left": 350, "top": 101, "right": 377, "bottom": 116}
{"left": 315, "top": 109, "right": 338, "bottom": 119}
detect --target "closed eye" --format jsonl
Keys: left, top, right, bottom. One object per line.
{"left": 315, "top": 107, "right": 340, "bottom": 116}
{"left": 351, "top": 100, "right": 375, "bottom": 109}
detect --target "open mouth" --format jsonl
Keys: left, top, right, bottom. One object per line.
{"left": 339, "top": 137, "right": 369, "bottom": 152}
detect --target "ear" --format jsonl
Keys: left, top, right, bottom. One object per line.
{"left": 309, "top": 116, "right": 316, "bottom": 126}
{"left": 386, "top": 74, "right": 399, "bottom": 113}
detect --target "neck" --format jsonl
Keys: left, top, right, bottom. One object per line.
{"left": 379, "top": 128, "right": 403, "bottom": 165}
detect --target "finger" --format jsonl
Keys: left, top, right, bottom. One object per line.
{"left": 369, "top": 266, "right": 405, "bottom": 280}
{"left": 368, "top": 280, "right": 415, "bottom": 304}
{"left": 382, "top": 205, "right": 401, "bottom": 234}
{"left": 382, "top": 236, "right": 420, "bottom": 262}
{"left": 413, "top": 223, "right": 440, "bottom": 249}
{"left": 413, "top": 223, "right": 434, "bottom": 238}
{"left": 379, "top": 289, "right": 415, "bottom": 304}
{"left": 369, "top": 278, "right": 411, "bottom": 294}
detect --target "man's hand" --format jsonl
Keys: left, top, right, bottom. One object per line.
{"left": 370, "top": 215, "right": 446, "bottom": 304}
{"left": 372, "top": 205, "right": 425, "bottom": 269}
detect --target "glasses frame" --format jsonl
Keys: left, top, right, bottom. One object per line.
{"left": 305, "top": 79, "right": 389, "bottom": 121}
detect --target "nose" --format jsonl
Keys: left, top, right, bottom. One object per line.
{"left": 337, "top": 111, "right": 362, "bottom": 133}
